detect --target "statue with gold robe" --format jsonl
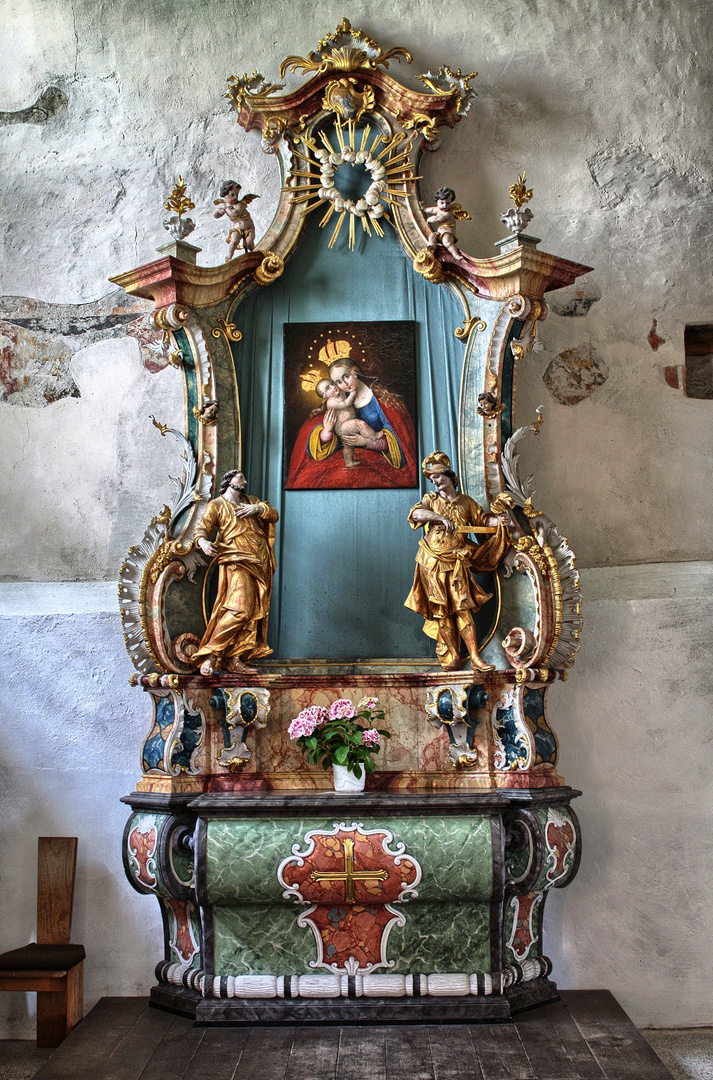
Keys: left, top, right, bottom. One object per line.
{"left": 405, "top": 452, "right": 510, "bottom": 672}
{"left": 191, "top": 470, "right": 278, "bottom": 676}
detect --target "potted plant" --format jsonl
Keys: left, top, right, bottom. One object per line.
{"left": 287, "top": 697, "right": 390, "bottom": 791}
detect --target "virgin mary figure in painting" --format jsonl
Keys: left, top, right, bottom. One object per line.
{"left": 286, "top": 340, "right": 418, "bottom": 490}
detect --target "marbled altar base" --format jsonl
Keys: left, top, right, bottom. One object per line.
{"left": 123, "top": 789, "right": 580, "bottom": 1023}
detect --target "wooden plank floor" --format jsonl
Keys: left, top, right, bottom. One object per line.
{"left": 30, "top": 990, "right": 675, "bottom": 1080}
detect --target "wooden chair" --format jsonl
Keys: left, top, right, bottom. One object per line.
{"left": 0, "top": 837, "right": 85, "bottom": 1046}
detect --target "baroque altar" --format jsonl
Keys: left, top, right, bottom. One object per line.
{"left": 114, "top": 20, "right": 591, "bottom": 1023}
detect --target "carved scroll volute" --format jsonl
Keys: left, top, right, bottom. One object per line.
{"left": 480, "top": 297, "right": 548, "bottom": 507}
{"left": 118, "top": 314, "right": 218, "bottom": 676}
{"left": 500, "top": 540, "right": 557, "bottom": 673}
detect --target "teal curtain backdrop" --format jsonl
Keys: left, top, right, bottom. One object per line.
{"left": 232, "top": 214, "right": 464, "bottom": 659}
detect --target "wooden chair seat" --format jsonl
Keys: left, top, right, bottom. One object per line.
{"left": 0, "top": 838, "right": 84, "bottom": 1046}
{"left": 0, "top": 943, "right": 85, "bottom": 970}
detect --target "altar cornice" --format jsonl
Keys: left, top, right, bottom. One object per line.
{"left": 109, "top": 238, "right": 592, "bottom": 313}
{"left": 108, "top": 248, "right": 265, "bottom": 309}
{"left": 442, "top": 244, "right": 593, "bottom": 303}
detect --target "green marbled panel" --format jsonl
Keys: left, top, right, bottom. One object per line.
{"left": 171, "top": 846, "right": 194, "bottom": 889}
{"left": 206, "top": 818, "right": 301, "bottom": 905}
{"left": 212, "top": 904, "right": 317, "bottom": 974}
{"left": 505, "top": 840, "right": 531, "bottom": 884}
{"left": 379, "top": 816, "right": 493, "bottom": 904}
{"left": 385, "top": 902, "right": 491, "bottom": 973}
{"left": 204, "top": 815, "right": 494, "bottom": 907}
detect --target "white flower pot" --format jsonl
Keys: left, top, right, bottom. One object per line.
{"left": 332, "top": 764, "right": 366, "bottom": 792}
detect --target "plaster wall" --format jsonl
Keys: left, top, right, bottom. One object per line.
{"left": 1, "top": 0, "right": 712, "bottom": 571}
{"left": 0, "top": 0, "right": 711, "bottom": 1033}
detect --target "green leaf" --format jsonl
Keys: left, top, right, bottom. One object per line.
{"left": 334, "top": 745, "right": 349, "bottom": 765}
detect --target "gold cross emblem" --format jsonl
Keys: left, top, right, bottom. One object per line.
{"left": 309, "top": 837, "right": 388, "bottom": 903}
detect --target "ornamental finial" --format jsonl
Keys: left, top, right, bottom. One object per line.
{"left": 163, "top": 176, "right": 196, "bottom": 241}
{"left": 501, "top": 170, "right": 534, "bottom": 235}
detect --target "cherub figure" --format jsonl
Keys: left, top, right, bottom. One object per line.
{"left": 213, "top": 180, "right": 260, "bottom": 261}
{"left": 477, "top": 392, "right": 503, "bottom": 419}
{"left": 193, "top": 399, "right": 219, "bottom": 426}
{"left": 420, "top": 186, "right": 471, "bottom": 261}
{"left": 315, "top": 378, "right": 383, "bottom": 469}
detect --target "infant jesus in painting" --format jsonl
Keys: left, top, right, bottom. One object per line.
{"left": 315, "top": 377, "right": 382, "bottom": 468}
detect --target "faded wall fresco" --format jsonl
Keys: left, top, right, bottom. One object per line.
{"left": 0, "top": 290, "right": 167, "bottom": 407}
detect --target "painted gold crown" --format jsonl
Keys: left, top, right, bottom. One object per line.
{"left": 300, "top": 365, "right": 329, "bottom": 393}
{"left": 318, "top": 339, "right": 351, "bottom": 365}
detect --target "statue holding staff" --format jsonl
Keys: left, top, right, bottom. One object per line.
{"left": 191, "top": 470, "right": 278, "bottom": 676}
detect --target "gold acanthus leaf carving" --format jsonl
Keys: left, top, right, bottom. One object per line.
{"left": 226, "top": 71, "right": 284, "bottom": 113}
{"left": 512, "top": 535, "right": 550, "bottom": 579}
{"left": 280, "top": 18, "right": 412, "bottom": 77}
{"left": 416, "top": 66, "right": 477, "bottom": 116}
{"left": 398, "top": 112, "right": 440, "bottom": 143}
{"left": 508, "top": 171, "right": 533, "bottom": 212}
{"left": 164, "top": 176, "right": 195, "bottom": 219}
{"left": 149, "top": 415, "right": 169, "bottom": 437}
{"left": 322, "top": 78, "right": 375, "bottom": 123}
{"left": 413, "top": 248, "right": 447, "bottom": 284}
{"left": 454, "top": 316, "right": 487, "bottom": 341}
{"left": 522, "top": 497, "right": 544, "bottom": 519}
{"left": 254, "top": 251, "right": 285, "bottom": 286}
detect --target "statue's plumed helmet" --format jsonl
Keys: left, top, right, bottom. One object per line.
{"left": 422, "top": 451, "right": 451, "bottom": 477}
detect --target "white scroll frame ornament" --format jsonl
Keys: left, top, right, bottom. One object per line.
{"left": 276, "top": 821, "right": 422, "bottom": 975}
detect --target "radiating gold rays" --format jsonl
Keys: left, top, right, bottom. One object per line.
{"left": 284, "top": 121, "right": 419, "bottom": 251}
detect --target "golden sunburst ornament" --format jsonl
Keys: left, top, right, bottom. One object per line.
{"left": 286, "top": 121, "right": 419, "bottom": 251}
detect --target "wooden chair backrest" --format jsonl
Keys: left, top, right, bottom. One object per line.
{"left": 37, "top": 837, "right": 78, "bottom": 946}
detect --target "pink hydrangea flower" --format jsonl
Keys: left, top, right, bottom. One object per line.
{"left": 288, "top": 715, "right": 315, "bottom": 740}
{"left": 301, "top": 705, "right": 328, "bottom": 726}
{"left": 358, "top": 696, "right": 379, "bottom": 710}
{"left": 362, "top": 728, "right": 381, "bottom": 747}
{"left": 287, "top": 706, "right": 328, "bottom": 740}
{"left": 328, "top": 698, "right": 356, "bottom": 721}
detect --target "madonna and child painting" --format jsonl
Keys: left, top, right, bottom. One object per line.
{"left": 284, "top": 321, "right": 418, "bottom": 490}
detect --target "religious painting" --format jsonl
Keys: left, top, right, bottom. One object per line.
{"left": 283, "top": 321, "right": 418, "bottom": 490}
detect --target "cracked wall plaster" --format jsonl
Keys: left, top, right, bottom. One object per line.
{"left": 547, "top": 281, "right": 602, "bottom": 318}
{"left": 587, "top": 144, "right": 703, "bottom": 212}
{"left": 1, "top": 0, "right": 711, "bottom": 570}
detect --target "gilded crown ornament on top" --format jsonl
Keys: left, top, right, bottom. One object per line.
{"left": 279, "top": 18, "right": 412, "bottom": 77}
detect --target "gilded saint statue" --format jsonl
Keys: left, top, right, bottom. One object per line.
{"left": 405, "top": 452, "right": 511, "bottom": 672}
{"left": 191, "top": 470, "right": 278, "bottom": 677}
